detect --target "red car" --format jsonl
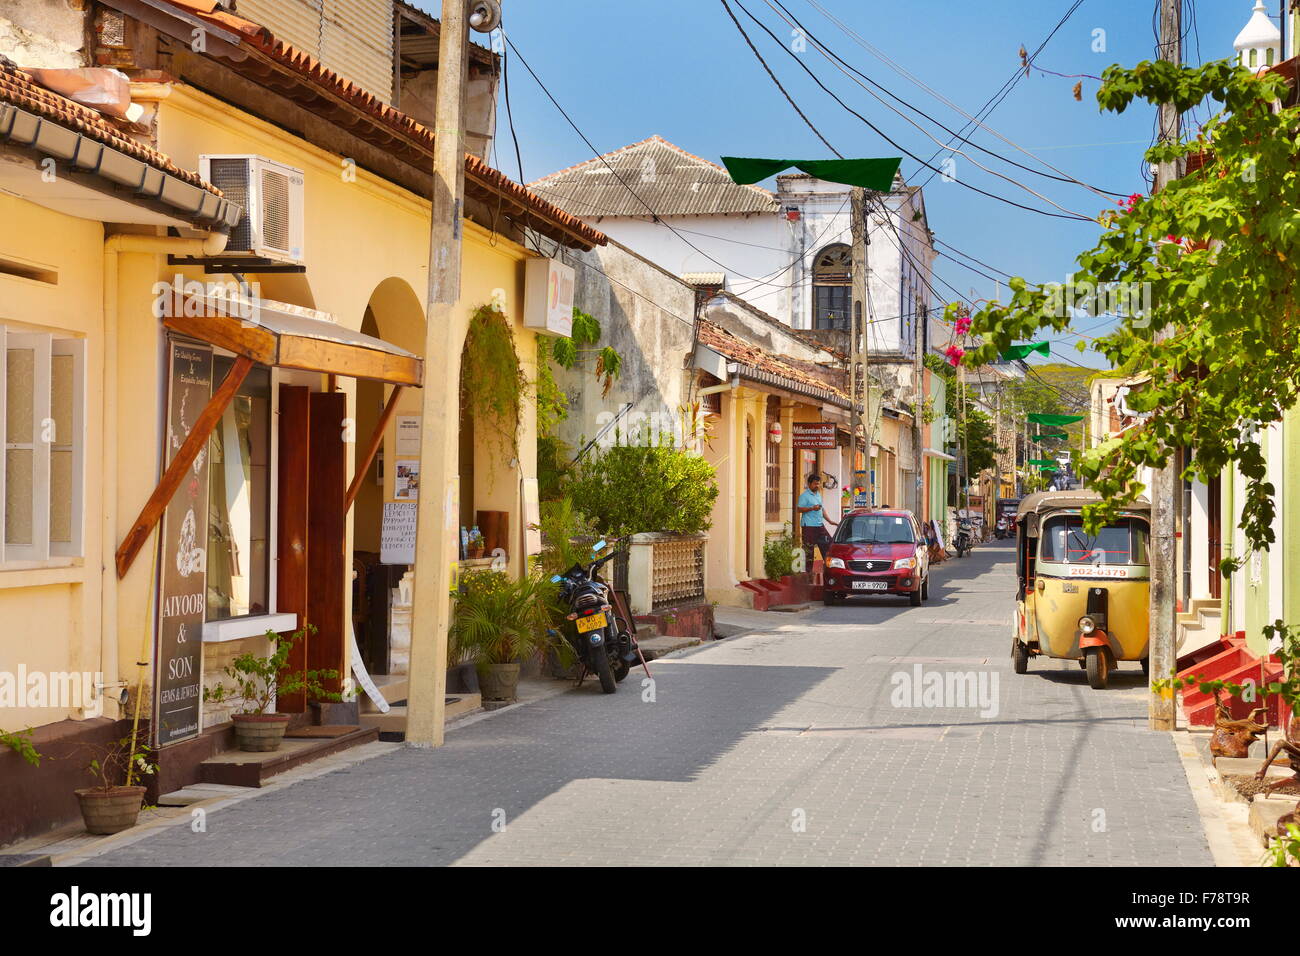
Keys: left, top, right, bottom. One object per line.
{"left": 822, "top": 509, "right": 930, "bottom": 606}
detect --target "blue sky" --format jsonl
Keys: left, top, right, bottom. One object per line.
{"left": 422, "top": 1, "right": 1261, "bottom": 368}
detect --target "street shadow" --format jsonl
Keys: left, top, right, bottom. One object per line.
{"left": 80, "top": 662, "right": 834, "bottom": 868}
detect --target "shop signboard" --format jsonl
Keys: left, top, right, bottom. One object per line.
{"left": 153, "top": 339, "right": 213, "bottom": 747}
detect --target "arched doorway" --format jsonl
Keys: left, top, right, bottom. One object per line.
{"left": 352, "top": 278, "right": 426, "bottom": 678}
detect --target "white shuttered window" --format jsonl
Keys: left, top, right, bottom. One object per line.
{"left": 0, "top": 326, "right": 85, "bottom": 564}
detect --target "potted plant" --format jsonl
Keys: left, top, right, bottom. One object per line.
{"left": 452, "top": 570, "right": 558, "bottom": 702}
{"left": 75, "top": 733, "right": 156, "bottom": 835}
{"left": 203, "top": 624, "right": 344, "bottom": 752}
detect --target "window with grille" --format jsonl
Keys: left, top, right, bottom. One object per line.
{"left": 765, "top": 396, "right": 781, "bottom": 520}
{"left": 1, "top": 327, "right": 85, "bottom": 564}
{"left": 812, "top": 244, "right": 851, "bottom": 330}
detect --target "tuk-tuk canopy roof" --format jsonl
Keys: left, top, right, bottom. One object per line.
{"left": 1016, "top": 489, "right": 1151, "bottom": 519}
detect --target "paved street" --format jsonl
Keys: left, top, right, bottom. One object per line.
{"left": 83, "top": 541, "right": 1211, "bottom": 866}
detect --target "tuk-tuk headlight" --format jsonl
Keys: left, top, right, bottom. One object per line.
{"left": 1078, "top": 616, "right": 1097, "bottom": 634}
{"left": 828, "top": 558, "right": 845, "bottom": 569}
{"left": 893, "top": 556, "right": 916, "bottom": 570}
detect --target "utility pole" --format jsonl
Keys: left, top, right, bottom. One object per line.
{"left": 1149, "top": 0, "right": 1181, "bottom": 730}
{"left": 850, "top": 187, "right": 867, "bottom": 505}
{"left": 849, "top": 187, "right": 863, "bottom": 506}
{"left": 406, "top": 0, "right": 473, "bottom": 747}
{"left": 913, "top": 295, "right": 925, "bottom": 519}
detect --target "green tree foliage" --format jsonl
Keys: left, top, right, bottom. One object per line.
{"left": 958, "top": 60, "right": 1298, "bottom": 560}
{"left": 568, "top": 439, "right": 719, "bottom": 537}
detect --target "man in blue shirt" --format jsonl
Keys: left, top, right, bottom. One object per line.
{"left": 797, "top": 473, "right": 837, "bottom": 563}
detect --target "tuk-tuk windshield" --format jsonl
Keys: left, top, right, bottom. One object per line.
{"left": 836, "top": 514, "right": 915, "bottom": 545}
{"left": 1040, "top": 515, "right": 1149, "bottom": 565}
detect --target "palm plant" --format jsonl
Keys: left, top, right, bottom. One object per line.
{"left": 452, "top": 571, "right": 559, "bottom": 671}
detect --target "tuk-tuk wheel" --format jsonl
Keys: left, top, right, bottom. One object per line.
{"left": 1085, "top": 647, "right": 1110, "bottom": 689}
{"left": 1140, "top": 657, "right": 1150, "bottom": 677}
{"left": 1012, "top": 639, "right": 1029, "bottom": 674}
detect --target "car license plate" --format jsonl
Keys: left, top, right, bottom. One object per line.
{"left": 852, "top": 581, "right": 888, "bottom": 591}
{"left": 576, "top": 611, "right": 607, "bottom": 633}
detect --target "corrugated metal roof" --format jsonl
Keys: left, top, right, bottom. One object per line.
{"left": 528, "top": 136, "right": 778, "bottom": 218}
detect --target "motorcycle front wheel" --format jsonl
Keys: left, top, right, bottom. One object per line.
{"left": 592, "top": 643, "right": 617, "bottom": 694}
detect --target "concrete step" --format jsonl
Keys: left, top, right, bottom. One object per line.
{"left": 199, "top": 726, "right": 379, "bottom": 788}
{"left": 1249, "top": 796, "right": 1299, "bottom": 846}
{"left": 358, "top": 695, "right": 482, "bottom": 739}
{"left": 360, "top": 674, "right": 409, "bottom": 713}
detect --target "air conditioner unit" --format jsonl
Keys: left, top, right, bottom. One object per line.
{"left": 199, "top": 154, "right": 305, "bottom": 264}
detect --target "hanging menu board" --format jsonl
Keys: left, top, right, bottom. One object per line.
{"left": 381, "top": 501, "right": 418, "bottom": 565}
{"left": 153, "top": 340, "right": 213, "bottom": 747}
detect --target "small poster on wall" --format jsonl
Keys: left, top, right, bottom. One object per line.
{"left": 394, "top": 459, "right": 420, "bottom": 500}
{"left": 395, "top": 415, "right": 421, "bottom": 456}
{"left": 381, "top": 501, "right": 418, "bottom": 564}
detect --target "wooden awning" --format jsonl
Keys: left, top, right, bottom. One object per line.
{"left": 159, "top": 289, "right": 424, "bottom": 386}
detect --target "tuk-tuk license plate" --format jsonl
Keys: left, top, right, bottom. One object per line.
{"left": 852, "top": 581, "right": 889, "bottom": 591}
{"left": 576, "top": 612, "right": 608, "bottom": 633}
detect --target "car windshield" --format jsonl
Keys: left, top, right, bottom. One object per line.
{"left": 1039, "top": 515, "right": 1149, "bottom": 566}
{"left": 836, "top": 514, "right": 915, "bottom": 545}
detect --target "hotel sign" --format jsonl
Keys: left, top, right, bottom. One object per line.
{"left": 792, "top": 422, "right": 837, "bottom": 449}
{"left": 153, "top": 340, "right": 212, "bottom": 747}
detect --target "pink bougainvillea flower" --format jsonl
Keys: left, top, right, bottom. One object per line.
{"left": 945, "top": 344, "right": 965, "bottom": 366}
{"left": 1119, "top": 192, "right": 1142, "bottom": 212}
{"left": 955, "top": 315, "right": 972, "bottom": 334}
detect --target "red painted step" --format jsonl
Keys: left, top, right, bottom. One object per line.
{"left": 1176, "top": 632, "right": 1284, "bottom": 727}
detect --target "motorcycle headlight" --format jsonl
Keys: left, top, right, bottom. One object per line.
{"left": 828, "top": 558, "right": 845, "bottom": 569}
{"left": 893, "top": 556, "right": 917, "bottom": 570}
{"left": 1078, "top": 616, "right": 1096, "bottom": 634}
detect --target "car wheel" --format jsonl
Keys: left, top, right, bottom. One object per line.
{"left": 921, "top": 576, "right": 929, "bottom": 600}
{"left": 909, "top": 587, "right": 922, "bottom": 607}
{"left": 823, "top": 592, "right": 840, "bottom": 606}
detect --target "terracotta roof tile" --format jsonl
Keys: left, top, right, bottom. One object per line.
{"left": 528, "top": 135, "right": 778, "bottom": 218}
{"left": 0, "top": 63, "right": 220, "bottom": 195}
{"left": 697, "top": 319, "right": 848, "bottom": 404}
{"left": 153, "top": 0, "right": 604, "bottom": 248}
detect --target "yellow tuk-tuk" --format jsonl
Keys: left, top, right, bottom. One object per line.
{"left": 1011, "top": 491, "right": 1151, "bottom": 689}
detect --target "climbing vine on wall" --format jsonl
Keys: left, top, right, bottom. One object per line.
{"left": 536, "top": 307, "right": 623, "bottom": 439}
{"left": 462, "top": 303, "right": 528, "bottom": 460}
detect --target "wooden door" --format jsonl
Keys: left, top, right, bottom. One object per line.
{"left": 308, "top": 391, "right": 348, "bottom": 695}
{"left": 276, "top": 385, "right": 311, "bottom": 712}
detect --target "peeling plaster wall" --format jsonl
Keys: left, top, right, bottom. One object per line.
{"left": 541, "top": 237, "right": 697, "bottom": 454}
{"left": 0, "top": 3, "right": 87, "bottom": 68}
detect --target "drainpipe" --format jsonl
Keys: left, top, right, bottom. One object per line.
{"left": 1221, "top": 465, "right": 1233, "bottom": 637}
{"left": 101, "top": 231, "right": 229, "bottom": 723}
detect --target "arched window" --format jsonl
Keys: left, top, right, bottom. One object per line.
{"left": 812, "top": 243, "right": 851, "bottom": 330}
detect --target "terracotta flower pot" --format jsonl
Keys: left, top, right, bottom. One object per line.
{"left": 231, "top": 713, "right": 291, "bottom": 752}
{"left": 477, "top": 662, "right": 520, "bottom": 702}
{"left": 75, "top": 785, "right": 146, "bottom": 835}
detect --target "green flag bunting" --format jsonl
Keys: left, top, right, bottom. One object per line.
{"left": 1028, "top": 459, "right": 1058, "bottom": 467}
{"left": 1000, "top": 342, "right": 1050, "bottom": 361}
{"left": 1039, "top": 432, "right": 1069, "bottom": 440}
{"left": 721, "top": 156, "right": 903, "bottom": 191}
{"left": 1028, "top": 413, "right": 1084, "bottom": 426}
{"left": 1039, "top": 466, "right": 1059, "bottom": 474}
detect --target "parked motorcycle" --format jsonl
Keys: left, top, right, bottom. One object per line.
{"left": 954, "top": 520, "right": 973, "bottom": 558}
{"left": 550, "top": 540, "right": 644, "bottom": 693}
